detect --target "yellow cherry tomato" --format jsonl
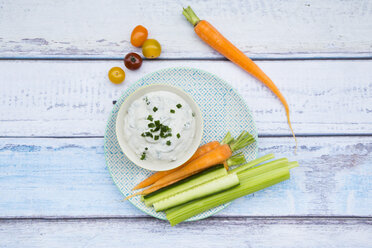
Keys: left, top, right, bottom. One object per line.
{"left": 108, "top": 67, "right": 125, "bottom": 84}
{"left": 142, "top": 39, "right": 161, "bottom": 59}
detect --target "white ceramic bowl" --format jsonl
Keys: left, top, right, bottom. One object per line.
{"left": 116, "top": 84, "right": 203, "bottom": 171}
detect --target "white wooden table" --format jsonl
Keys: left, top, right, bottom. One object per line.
{"left": 0, "top": 1, "right": 371, "bottom": 247}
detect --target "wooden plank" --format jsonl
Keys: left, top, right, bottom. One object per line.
{"left": 1, "top": 0, "right": 372, "bottom": 59}
{"left": 0, "top": 60, "right": 371, "bottom": 136}
{"left": 0, "top": 136, "right": 371, "bottom": 218}
{"left": 0, "top": 217, "right": 371, "bottom": 247}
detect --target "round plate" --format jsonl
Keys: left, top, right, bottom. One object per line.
{"left": 104, "top": 67, "right": 258, "bottom": 221}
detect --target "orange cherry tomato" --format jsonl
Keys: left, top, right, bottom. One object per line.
{"left": 108, "top": 67, "right": 125, "bottom": 84}
{"left": 131, "top": 25, "right": 148, "bottom": 47}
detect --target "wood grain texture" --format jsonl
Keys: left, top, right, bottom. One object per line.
{"left": 0, "top": 136, "right": 370, "bottom": 218}
{"left": 0, "top": 217, "right": 371, "bottom": 248}
{"left": 0, "top": 60, "right": 371, "bottom": 137}
{"left": 0, "top": 0, "right": 372, "bottom": 59}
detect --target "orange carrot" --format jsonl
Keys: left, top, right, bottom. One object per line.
{"left": 183, "top": 6, "right": 297, "bottom": 152}
{"left": 132, "top": 141, "right": 220, "bottom": 190}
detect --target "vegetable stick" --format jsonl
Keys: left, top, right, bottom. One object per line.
{"left": 166, "top": 169, "right": 291, "bottom": 226}
{"left": 126, "top": 131, "right": 254, "bottom": 199}
{"left": 153, "top": 173, "right": 239, "bottom": 212}
{"left": 127, "top": 145, "right": 232, "bottom": 199}
{"left": 143, "top": 164, "right": 227, "bottom": 207}
{"left": 182, "top": 6, "right": 297, "bottom": 152}
{"left": 132, "top": 141, "right": 220, "bottom": 190}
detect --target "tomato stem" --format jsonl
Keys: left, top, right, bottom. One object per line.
{"left": 182, "top": 6, "right": 200, "bottom": 26}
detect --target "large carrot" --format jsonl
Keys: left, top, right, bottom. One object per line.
{"left": 126, "top": 131, "right": 254, "bottom": 199}
{"left": 132, "top": 141, "right": 220, "bottom": 190}
{"left": 183, "top": 6, "right": 297, "bottom": 151}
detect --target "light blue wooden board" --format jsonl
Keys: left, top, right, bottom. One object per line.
{"left": 0, "top": 218, "right": 371, "bottom": 248}
{"left": 1, "top": 0, "right": 372, "bottom": 59}
{"left": 0, "top": 60, "right": 371, "bottom": 137}
{"left": 0, "top": 136, "right": 371, "bottom": 218}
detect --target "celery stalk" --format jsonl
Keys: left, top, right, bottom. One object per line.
{"left": 153, "top": 173, "right": 239, "bottom": 212}
{"left": 166, "top": 168, "right": 290, "bottom": 226}
{"left": 236, "top": 158, "right": 289, "bottom": 179}
{"left": 228, "top": 153, "right": 275, "bottom": 174}
{"left": 143, "top": 165, "right": 227, "bottom": 207}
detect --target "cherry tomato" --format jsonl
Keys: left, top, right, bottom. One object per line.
{"left": 124, "top": 53, "right": 142, "bottom": 70}
{"left": 108, "top": 67, "right": 125, "bottom": 84}
{"left": 131, "top": 25, "right": 148, "bottom": 47}
{"left": 142, "top": 39, "right": 161, "bottom": 59}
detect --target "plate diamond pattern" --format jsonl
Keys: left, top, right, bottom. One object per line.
{"left": 104, "top": 67, "right": 258, "bottom": 221}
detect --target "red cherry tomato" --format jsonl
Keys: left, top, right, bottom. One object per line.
{"left": 124, "top": 53, "right": 142, "bottom": 70}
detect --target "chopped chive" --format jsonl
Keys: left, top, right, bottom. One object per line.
{"left": 148, "top": 123, "right": 155, "bottom": 128}
{"left": 144, "top": 97, "right": 150, "bottom": 105}
{"left": 192, "top": 112, "right": 195, "bottom": 117}
{"left": 154, "top": 135, "right": 159, "bottom": 140}
{"left": 147, "top": 115, "right": 153, "bottom": 121}
{"left": 141, "top": 133, "right": 146, "bottom": 137}
{"left": 145, "top": 132, "right": 153, "bottom": 138}
{"left": 145, "top": 147, "right": 148, "bottom": 150}
{"left": 151, "top": 126, "right": 160, "bottom": 132}
{"left": 154, "top": 120, "right": 160, "bottom": 126}
{"left": 153, "top": 107, "right": 158, "bottom": 112}
{"left": 176, "top": 104, "right": 182, "bottom": 109}
{"left": 170, "top": 109, "right": 175, "bottom": 114}
{"left": 140, "top": 153, "right": 146, "bottom": 160}
{"left": 166, "top": 140, "right": 171, "bottom": 146}
{"left": 177, "top": 133, "right": 181, "bottom": 139}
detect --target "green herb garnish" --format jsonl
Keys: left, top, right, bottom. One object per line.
{"left": 148, "top": 123, "right": 155, "bottom": 128}
{"left": 153, "top": 107, "right": 158, "bottom": 112}
{"left": 170, "top": 109, "right": 175, "bottom": 114}
{"left": 145, "top": 132, "right": 153, "bottom": 138}
{"left": 154, "top": 135, "right": 159, "bottom": 140}
{"left": 140, "top": 152, "right": 146, "bottom": 160}
{"left": 166, "top": 140, "right": 171, "bottom": 146}
{"left": 144, "top": 97, "right": 150, "bottom": 105}
{"left": 147, "top": 115, "right": 153, "bottom": 121}
{"left": 176, "top": 104, "right": 182, "bottom": 109}
{"left": 177, "top": 133, "right": 181, "bottom": 139}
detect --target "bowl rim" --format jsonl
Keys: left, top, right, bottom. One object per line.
{"left": 115, "top": 83, "right": 204, "bottom": 171}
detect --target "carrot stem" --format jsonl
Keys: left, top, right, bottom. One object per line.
{"left": 182, "top": 6, "right": 200, "bottom": 26}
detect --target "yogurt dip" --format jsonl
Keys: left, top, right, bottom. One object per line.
{"left": 124, "top": 91, "right": 196, "bottom": 162}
